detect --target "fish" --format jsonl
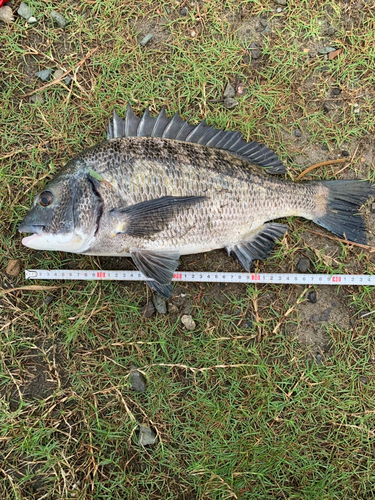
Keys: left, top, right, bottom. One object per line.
{"left": 19, "top": 105, "right": 374, "bottom": 298}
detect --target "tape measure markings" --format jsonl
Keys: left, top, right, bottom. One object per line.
{"left": 25, "top": 270, "right": 375, "bottom": 286}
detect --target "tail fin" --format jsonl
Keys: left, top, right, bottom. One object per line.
{"left": 313, "top": 180, "right": 374, "bottom": 244}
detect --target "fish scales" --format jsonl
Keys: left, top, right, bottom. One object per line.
{"left": 19, "top": 106, "right": 375, "bottom": 298}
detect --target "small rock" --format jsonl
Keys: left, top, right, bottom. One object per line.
{"left": 17, "top": 2, "right": 32, "bottom": 20}
{"left": 249, "top": 41, "right": 261, "bottom": 60}
{"left": 140, "top": 34, "right": 153, "bottom": 46}
{"left": 223, "top": 83, "right": 235, "bottom": 98}
{"left": 318, "top": 46, "right": 336, "bottom": 55}
{"left": 297, "top": 257, "right": 310, "bottom": 273}
{"left": 261, "top": 26, "right": 271, "bottom": 35}
{"left": 315, "top": 353, "right": 323, "bottom": 365}
{"left": 341, "top": 150, "right": 350, "bottom": 157}
{"left": 35, "top": 69, "right": 52, "bottom": 82}
{"left": 321, "top": 143, "right": 329, "bottom": 151}
{"left": 139, "top": 424, "right": 158, "bottom": 446}
{"left": 294, "top": 128, "right": 302, "bottom": 137}
{"left": 0, "top": 6, "right": 14, "bottom": 24}
{"left": 224, "top": 97, "right": 238, "bottom": 109}
{"left": 65, "top": 75, "right": 72, "bottom": 85}
{"left": 322, "top": 103, "right": 330, "bottom": 114}
{"left": 307, "top": 290, "right": 317, "bottom": 303}
{"left": 153, "top": 295, "right": 167, "bottom": 314}
{"left": 181, "top": 314, "right": 196, "bottom": 331}
{"left": 44, "top": 295, "right": 54, "bottom": 306}
{"left": 331, "top": 87, "right": 341, "bottom": 96}
{"left": 28, "top": 16, "right": 37, "bottom": 24}
{"left": 6, "top": 259, "right": 21, "bottom": 276}
{"left": 50, "top": 11, "right": 67, "bottom": 28}
{"left": 53, "top": 69, "right": 65, "bottom": 80}
{"left": 142, "top": 300, "right": 155, "bottom": 318}
{"left": 180, "top": 7, "right": 188, "bottom": 15}
{"left": 190, "top": 30, "right": 196, "bottom": 37}
{"left": 168, "top": 303, "right": 179, "bottom": 314}
{"left": 360, "top": 376, "right": 368, "bottom": 385}
{"left": 29, "top": 94, "right": 44, "bottom": 105}
{"left": 274, "top": 0, "right": 287, "bottom": 4}
{"left": 130, "top": 366, "right": 147, "bottom": 392}
{"left": 259, "top": 19, "right": 268, "bottom": 28}
{"left": 276, "top": 7, "right": 283, "bottom": 12}
{"left": 371, "top": 202, "right": 375, "bottom": 214}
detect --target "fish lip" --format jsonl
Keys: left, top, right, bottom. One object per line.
{"left": 18, "top": 224, "right": 44, "bottom": 235}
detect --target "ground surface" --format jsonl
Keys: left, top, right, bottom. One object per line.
{"left": 1, "top": 1, "right": 375, "bottom": 499}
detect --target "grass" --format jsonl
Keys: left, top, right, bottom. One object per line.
{"left": 1, "top": 0, "right": 375, "bottom": 498}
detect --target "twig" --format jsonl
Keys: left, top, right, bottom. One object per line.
{"left": 296, "top": 159, "right": 346, "bottom": 180}
{"left": 22, "top": 47, "right": 98, "bottom": 97}
{"left": 305, "top": 228, "right": 375, "bottom": 252}
{"left": 0, "top": 285, "right": 61, "bottom": 295}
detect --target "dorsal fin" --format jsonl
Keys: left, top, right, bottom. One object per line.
{"left": 106, "top": 104, "right": 286, "bottom": 174}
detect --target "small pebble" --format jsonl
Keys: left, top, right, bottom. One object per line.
{"left": 17, "top": 2, "right": 32, "bottom": 20}
{"left": 223, "top": 83, "right": 235, "bottom": 98}
{"left": 29, "top": 94, "right": 44, "bottom": 105}
{"left": 297, "top": 257, "right": 310, "bottom": 273}
{"left": 322, "top": 103, "right": 330, "bottom": 114}
{"left": 276, "top": 7, "right": 283, "bottom": 12}
{"left": 360, "top": 376, "right": 368, "bottom": 385}
{"left": 371, "top": 202, "right": 375, "bottom": 214}
{"left": 50, "top": 11, "right": 67, "bottom": 28}
{"left": 341, "top": 150, "right": 350, "bottom": 157}
{"left": 153, "top": 295, "right": 167, "bottom": 314}
{"left": 331, "top": 87, "right": 341, "bottom": 96}
{"left": 6, "top": 259, "right": 21, "bottom": 276}
{"left": 294, "top": 128, "right": 302, "bottom": 137}
{"left": 180, "top": 7, "right": 188, "bottom": 15}
{"left": 181, "top": 314, "right": 196, "bottom": 331}
{"left": 35, "top": 69, "right": 52, "bottom": 82}
{"left": 307, "top": 290, "right": 317, "bottom": 303}
{"left": 140, "top": 33, "right": 153, "bottom": 46}
{"left": 130, "top": 366, "right": 147, "bottom": 392}
{"left": 138, "top": 424, "right": 158, "bottom": 446}
{"left": 249, "top": 41, "right": 261, "bottom": 60}
{"left": 28, "top": 16, "right": 37, "bottom": 24}
{"left": 318, "top": 46, "right": 336, "bottom": 55}
{"left": 0, "top": 6, "right": 14, "bottom": 24}
{"left": 321, "top": 143, "right": 329, "bottom": 151}
{"left": 224, "top": 97, "right": 238, "bottom": 109}
{"left": 142, "top": 300, "right": 155, "bottom": 318}
{"left": 53, "top": 69, "right": 65, "bottom": 80}
{"left": 261, "top": 26, "right": 271, "bottom": 35}
{"left": 190, "top": 30, "right": 196, "bottom": 37}
{"left": 274, "top": 0, "right": 287, "bottom": 5}
{"left": 44, "top": 295, "right": 54, "bottom": 306}
{"left": 168, "top": 303, "right": 179, "bottom": 314}
{"left": 315, "top": 353, "right": 323, "bottom": 365}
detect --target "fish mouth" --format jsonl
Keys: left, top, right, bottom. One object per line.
{"left": 18, "top": 224, "right": 45, "bottom": 246}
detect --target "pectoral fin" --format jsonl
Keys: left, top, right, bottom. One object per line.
{"left": 227, "top": 223, "right": 287, "bottom": 272}
{"left": 111, "top": 195, "right": 207, "bottom": 237}
{"left": 131, "top": 249, "right": 180, "bottom": 298}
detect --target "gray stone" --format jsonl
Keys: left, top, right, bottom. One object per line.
{"left": 223, "top": 83, "right": 235, "bottom": 98}
{"left": 53, "top": 69, "right": 65, "bottom": 80}
{"left": 35, "top": 69, "right": 52, "bottom": 82}
{"left": 153, "top": 295, "right": 167, "bottom": 314}
{"left": 139, "top": 424, "right": 158, "bottom": 446}
{"left": 318, "top": 46, "right": 336, "bottom": 55}
{"left": 0, "top": 6, "right": 14, "bottom": 24}
{"left": 249, "top": 42, "right": 261, "bottom": 60}
{"left": 142, "top": 300, "right": 155, "bottom": 318}
{"left": 294, "top": 128, "right": 302, "bottom": 137}
{"left": 307, "top": 290, "right": 317, "bottom": 304}
{"left": 17, "top": 2, "right": 32, "bottom": 20}
{"left": 224, "top": 97, "right": 238, "bottom": 109}
{"left": 29, "top": 93, "right": 45, "bottom": 105}
{"left": 64, "top": 75, "right": 72, "bottom": 85}
{"left": 274, "top": 0, "right": 287, "bottom": 5}
{"left": 276, "top": 7, "right": 283, "bottom": 12}
{"left": 130, "top": 366, "right": 147, "bottom": 392}
{"left": 180, "top": 7, "right": 188, "bottom": 15}
{"left": 297, "top": 257, "right": 310, "bottom": 273}
{"left": 51, "top": 11, "right": 67, "bottom": 28}
{"left": 28, "top": 16, "right": 37, "bottom": 24}
{"left": 181, "top": 314, "right": 196, "bottom": 331}
{"left": 140, "top": 34, "right": 153, "bottom": 46}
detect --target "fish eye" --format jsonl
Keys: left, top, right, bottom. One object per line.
{"left": 39, "top": 191, "right": 53, "bottom": 207}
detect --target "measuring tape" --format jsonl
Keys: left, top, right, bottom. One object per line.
{"left": 25, "top": 269, "right": 375, "bottom": 285}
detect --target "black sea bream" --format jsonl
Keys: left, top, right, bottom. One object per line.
{"left": 19, "top": 105, "right": 374, "bottom": 297}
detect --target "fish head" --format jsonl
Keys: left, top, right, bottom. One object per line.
{"left": 19, "top": 160, "right": 103, "bottom": 253}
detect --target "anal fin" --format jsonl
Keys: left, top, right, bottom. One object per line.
{"left": 227, "top": 223, "right": 287, "bottom": 272}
